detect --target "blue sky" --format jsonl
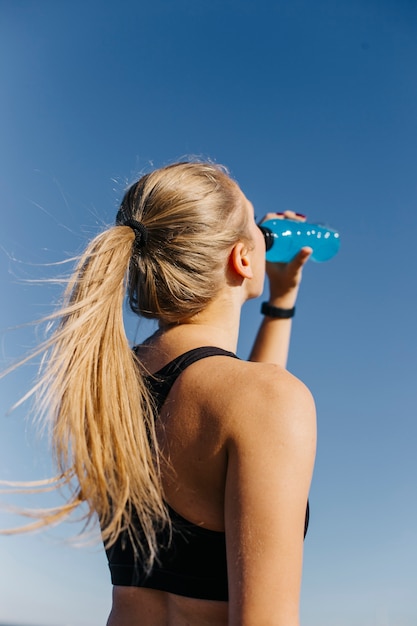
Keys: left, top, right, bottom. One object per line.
{"left": 0, "top": 1, "right": 416, "bottom": 624}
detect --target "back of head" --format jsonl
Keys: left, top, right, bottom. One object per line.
{"left": 116, "top": 161, "right": 248, "bottom": 324}
{"left": 1, "top": 160, "right": 250, "bottom": 569}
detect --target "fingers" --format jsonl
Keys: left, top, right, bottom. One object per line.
{"left": 260, "top": 211, "right": 307, "bottom": 223}
{"left": 261, "top": 212, "right": 284, "bottom": 222}
{"left": 284, "top": 211, "right": 306, "bottom": 223}
{"left": 288, "top": 247, "right": 312, "bottom": 270}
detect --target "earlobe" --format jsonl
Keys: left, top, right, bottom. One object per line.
{"left": 230, "top": 243, "right": 254, "bottom": 279}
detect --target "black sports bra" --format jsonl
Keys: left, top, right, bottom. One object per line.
{"left": 105, "top": 346, "right": 309, "bottom": 601}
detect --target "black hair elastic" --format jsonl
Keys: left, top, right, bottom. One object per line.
{"left": 124, "top": 219, "right": 149, "bottom": 249}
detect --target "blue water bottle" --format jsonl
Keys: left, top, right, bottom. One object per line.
{"left": 259, "top": 218, "right": 340, "bottom": 263}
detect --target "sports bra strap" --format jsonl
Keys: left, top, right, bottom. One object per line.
{"left": 146, "top": 346, "right": 238, "bottom": 411}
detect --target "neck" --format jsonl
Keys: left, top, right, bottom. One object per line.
{"left": 156, "top": 289, "right": 243, "bottom": 354}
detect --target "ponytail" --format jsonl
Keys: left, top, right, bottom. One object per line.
{"left": 2, "top": 225, "right": 168, "bottom": 567}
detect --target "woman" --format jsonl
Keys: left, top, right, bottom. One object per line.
{"left": 5, "top": 161, "right": 316, "bottom": 625}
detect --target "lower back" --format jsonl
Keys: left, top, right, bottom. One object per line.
{"left": 107, "top": 586, "right": 228, "bottom": 626}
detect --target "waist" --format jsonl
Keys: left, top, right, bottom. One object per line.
{"left": 108, "top": 586, "right": 228, "bottom": 626}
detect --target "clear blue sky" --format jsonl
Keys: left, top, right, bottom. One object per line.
{"left": 1, "top": 1, "right": 416, "bottom": 624}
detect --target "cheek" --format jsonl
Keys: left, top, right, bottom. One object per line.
{"left": 256, "top": 229, "right": 266, "bottom": 260}
{"left": 255, "top": 237, "right": 266, "bottom": 283}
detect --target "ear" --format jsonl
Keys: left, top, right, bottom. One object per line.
{"left": 229, "top": 242, "right": 254, "bottom": 279}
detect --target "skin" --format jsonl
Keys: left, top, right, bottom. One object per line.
{"left": 106, "top": 194, "right": 317, "bottom": 626}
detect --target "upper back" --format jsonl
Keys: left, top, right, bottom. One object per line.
{"left": 135, "top": 341, "right": 310, "bottom": 533}
{"left": 139, "top": 345, "right": 240, "bottom": 531}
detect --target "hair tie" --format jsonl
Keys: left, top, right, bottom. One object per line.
{"left": 124, "top": 219, "right": 149, "bottom": 249}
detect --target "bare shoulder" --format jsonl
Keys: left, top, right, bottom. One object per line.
{"left": 175, "top": 355, "right": 316, "bottom": 459}
{"left": 198, "top": 358, "right": 316, "bottom": 442}
{"left": 222, "top": 359, "right": 317, "bottom": 485}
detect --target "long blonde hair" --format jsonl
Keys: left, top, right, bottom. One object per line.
{"left": 1, "top": 161, "right": 250, "bottom": 566}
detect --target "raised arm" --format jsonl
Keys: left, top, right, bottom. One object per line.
{"left": 224, "top": 364, "right": 316, "bottom": 625}
{"left": 249, "top": 212, "right": 311, "bottom": 368}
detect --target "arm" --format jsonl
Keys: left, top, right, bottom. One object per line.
{"left": 249, "top": 212, "right": 312, "bottom": 368}
{"left": 225, "top": 365, "right": 316, "bottom": 625}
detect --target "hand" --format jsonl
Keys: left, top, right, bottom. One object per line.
{"left": 260, "top": 211, "right": 312, "bottom": 307}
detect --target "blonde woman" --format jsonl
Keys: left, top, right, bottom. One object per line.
{"left": 6, "top": 162, "right": 316, "bottom": 625}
